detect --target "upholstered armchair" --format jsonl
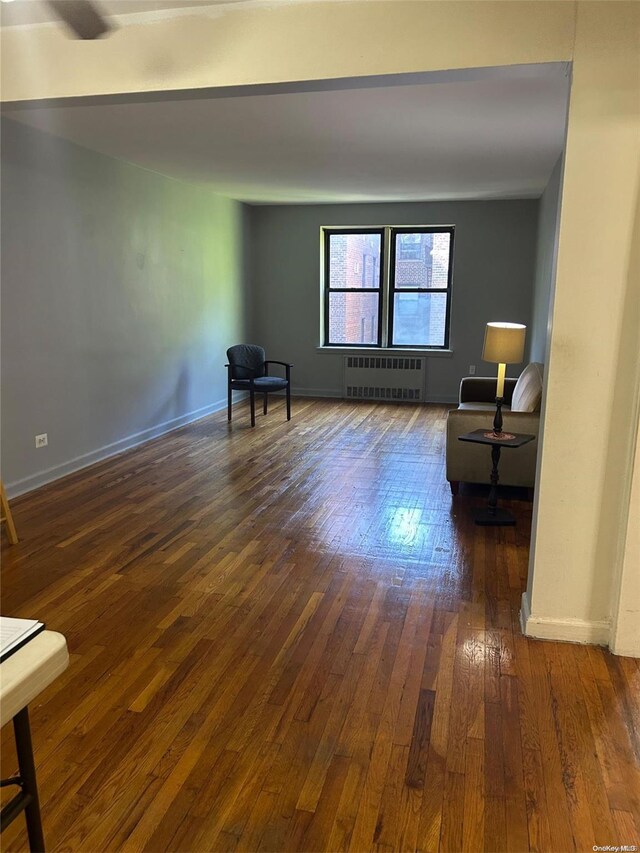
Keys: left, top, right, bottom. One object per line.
{"left": 226, "top": 344, "right": 292, "bottom": 427}
{"left": 446, "top": 363, "right": 544, "bottom": 493}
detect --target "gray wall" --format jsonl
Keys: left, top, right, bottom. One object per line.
{"left": 529, "top": 157, "right": 563, "bottom": 363}
{"left": 249, "top": 200, "right": 539, "bottom": 400}
{"left": 1, "top": 119, "right": 249, "bottom": 495}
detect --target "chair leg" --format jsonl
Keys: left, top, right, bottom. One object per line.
{"left": 263, "top": 393, "right": 268, "bottom": 415}
{"left": 1, "top": 481, "right": 18, "bottom": 544}
{"left": 449, "top": 480, "right": 460, "bottom": 496}
{"left": 286, "top": 384, "right": 291, "bottom": 421}
{"left": 227, "top": 383, "right": 232, "bottom": 422}
{"left": 250, "top": 389, "right": 256, "bottom": 427}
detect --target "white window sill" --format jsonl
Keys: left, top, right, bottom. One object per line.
{"left": 316, "top": 346, "right": 453, "bottom": 358}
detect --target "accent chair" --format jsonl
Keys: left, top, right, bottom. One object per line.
{"left": 226, "top": 344, "right": 292, "bottom": 427}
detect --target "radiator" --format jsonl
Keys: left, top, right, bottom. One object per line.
{"left": 343, "top": 356, "right": 425, "bottom": 402}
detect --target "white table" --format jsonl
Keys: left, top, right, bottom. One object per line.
{"left": 0, "top": 631, "right": 69, "bottom": 851}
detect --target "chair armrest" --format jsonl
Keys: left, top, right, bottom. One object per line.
{"left": 459, "top": 376, "right": 517, "bottom": 405}
{"left": 264, "top": 360, "right": 292, "bottom": 379}
{"left": 459, "top": 377, "right": 496, "bottom": 404}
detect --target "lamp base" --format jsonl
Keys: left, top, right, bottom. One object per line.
{"left": 493, "top": 397, "right": 504, "bottom": 434}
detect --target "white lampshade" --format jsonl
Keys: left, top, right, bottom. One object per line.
{"left": 482, "top": 322, "right": 526, "bottom": 364}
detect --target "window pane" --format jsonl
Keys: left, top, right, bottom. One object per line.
{"left": 328, "top": 292, "right": 379, "bottom": 345}
{"left": 329, "top": 233, "right": 382, "bottom": 289}
{"left": 394, "top": 231, "right": 451, "bottom": 289}
{"left": 392, "top": 292, "right": 447, "bottom": 346}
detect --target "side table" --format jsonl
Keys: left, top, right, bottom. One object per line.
{"left": 0, "top": 630, "right": 69, "bottom": 851}
{"left": 458, "top": 428, "right": 535, "bottom": 525}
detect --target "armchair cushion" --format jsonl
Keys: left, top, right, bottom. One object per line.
{"left": 511, "top": 362, "right": 543, "bottom": 412}
{"left": 457, "top": 402, "right": 511, "bottom": 412}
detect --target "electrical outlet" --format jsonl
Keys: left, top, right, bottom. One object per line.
{"left": 469, "top": 365, "right": 476, "bottom": 375}
{"left": 35, "top": 433, "right": 48, "bottom": 448}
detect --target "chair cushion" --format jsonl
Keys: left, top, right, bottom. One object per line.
{"left": 511, "top": 363, "right": 544, "bottom": 413}
{"left": 227, "top": 344, "right": 266, "bottom": 379}
{"left": 231, "top": 376, "right": 288, "bottom": 391}
{"left": 254, "top": 377, "right": 288, "bottom": 390}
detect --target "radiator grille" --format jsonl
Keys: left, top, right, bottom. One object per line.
{"left": 345, "top": 356, "right": 423, "bottom": 371}
{"left": 345, "top": 386, "right": 422, "bottom": 401}
{"left": 343, "top": 356, "right": 425, "bottom": 402}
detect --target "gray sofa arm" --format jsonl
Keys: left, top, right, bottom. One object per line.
{"left": 459, "top": 376, "right": 517, "bottom": 405}
{"left": 446, "top": 407, "right": 539, "bottom": 488}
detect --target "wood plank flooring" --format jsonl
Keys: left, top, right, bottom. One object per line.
{"left": 1, "top": 398, "right": 639, "bottom": 852}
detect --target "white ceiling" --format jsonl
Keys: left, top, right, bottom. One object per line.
{"left": 2, "top": 64, "right": 570, "bottom": 204}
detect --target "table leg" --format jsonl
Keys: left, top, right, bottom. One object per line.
{"left": 13, "top": 708, "right": 45, "bottom": 853}
{"left": 488, "top": 444, "right": 500, "bottom": 514}
{"left": 475, "top": 443, "right": 515, "bottom": 526}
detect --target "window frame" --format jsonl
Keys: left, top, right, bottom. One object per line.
{"left": 321, "top": 224, "right": 455, "bottom": 350}
{"left": 323, "top": 227, "right": 385, "bottom": 348}
{"left": 388, "top": 226, "right": 455, "bottom": 350}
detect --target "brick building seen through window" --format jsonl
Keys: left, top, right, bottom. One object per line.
{"left": 324, "top": 227, "right": 453, "bottom": 348}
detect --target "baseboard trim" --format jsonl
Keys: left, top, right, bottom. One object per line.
{"left": 519, "top": 591, "right": 532, "bottom": 636}
{"left": 292, "top": 387, "right": 343, "bottom": 398}
{"left": 520, "top": 592, "right": 610, "bottom": 646}
{"left": 292, "top": 388, "right": 457, "bottom": 403}
{"left": 425, "top": 395, "right": 458, "bottom": 404}
{"left": 609, "top": 640, "right": 640, "bottom": 658}
{"left": 5, "top": 396, "right": 235, "bottom": 499}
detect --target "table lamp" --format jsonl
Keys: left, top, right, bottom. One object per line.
{"left": 482, "top": 322, "right": 526, "bottom": 436}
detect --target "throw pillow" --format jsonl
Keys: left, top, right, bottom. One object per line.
{"left": 511, "top": 362, "right": 543, "bottom": 412}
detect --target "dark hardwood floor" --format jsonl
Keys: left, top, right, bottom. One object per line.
{"left": 1, "top": 398, "right": 639, "bottom": 852}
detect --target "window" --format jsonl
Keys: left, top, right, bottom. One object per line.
{"left": 324, "top": 229, "right": 383, "bottom": 346}
{"left": 323, "top": 226, "right": 454, "bottom": 348}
